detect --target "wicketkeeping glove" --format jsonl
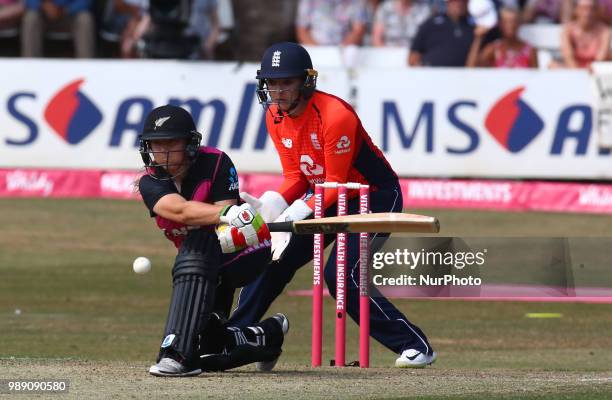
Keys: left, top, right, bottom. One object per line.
{"left": 271, "top": 199, "right": 312, "bottom": 261}
{"left": 239, "top": 191, "right": 289, "bottom": 223}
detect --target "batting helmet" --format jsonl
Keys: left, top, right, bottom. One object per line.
{"left": 139, "top": 104, "right": 202, "bottom": 179}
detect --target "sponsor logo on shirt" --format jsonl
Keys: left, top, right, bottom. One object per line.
{"left": 299, "top": 154, "right": 324, "bottom": 176}
{"left": 310, "top": 132, "right": 322, "bottom": 150}
{"left": 282, "top": 138, "right": 293, "bottom": 148}
{"left": 228, "top": 167, "right": 239, "bottom": 191}
{"left": 335, "top": 135, "right": 351, "bottom": 154}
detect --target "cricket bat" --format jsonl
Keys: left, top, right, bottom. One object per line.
{"left": 266, "top": 213, "right": 440, "bottom": 234}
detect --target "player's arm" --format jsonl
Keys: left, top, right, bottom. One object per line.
{"left": 153, "top": 194, "right": 225, "bottom": 226}
{"left": 139, "top": 172, "right": 252, "bottom": 227}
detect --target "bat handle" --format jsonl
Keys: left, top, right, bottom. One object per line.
{"left": 266, "top": 221, "right": 294, "bottom": 232}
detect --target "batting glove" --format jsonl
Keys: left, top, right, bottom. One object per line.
{"left": 216, "top": 219, "right": 271, "bottom": 254}
{"left": 240, "top": 191, "right": 288, "bottom": 223}
{"left": 271, "top": 199, "right": 312, "bottom": 261}
{"left": 219, "top": 203, "right": 257, "bottom": 228}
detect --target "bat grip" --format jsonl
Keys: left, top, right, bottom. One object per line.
{"left": 266, "top": 221, "right": 294, "bottom": 232}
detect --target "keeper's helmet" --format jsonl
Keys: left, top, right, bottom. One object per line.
{"left": 256, "top": 42, "right": 318, "bottom": 115}
{"left": 139, "top": 104, "right": 202, "bottom": 180}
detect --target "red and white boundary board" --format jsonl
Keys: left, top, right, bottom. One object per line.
{"left": 1, "top": 169, "right": 612, "bottom": 214}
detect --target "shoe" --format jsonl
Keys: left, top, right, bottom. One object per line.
{"left": 395, "top": 349, "right": 437, "bottom": 368}
{"left": 256, "top": 313, "right": 290, "bottom": 372}
{"left": 149, "top": 357, "right": 202, "bottom": 377}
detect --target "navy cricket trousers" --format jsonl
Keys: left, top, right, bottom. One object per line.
{"left": 228, "top": 183, "right": 434, "bottom": 355}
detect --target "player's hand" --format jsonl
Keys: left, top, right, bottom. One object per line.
{"left": 216, "top": 224, "right": 246, "bottom": 253}
{"left": 271, "top": 199, "right": 312, "bottom": 261}
{"left": 240, "top": 191, "right": 288, "bottom": 223}
{"left": 237, "top": 212, "right": 271, "bottom": 247}
{"left": 220, "top": 204, "right": 257, "bottom": 228}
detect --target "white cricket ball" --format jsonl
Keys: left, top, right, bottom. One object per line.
{"left": 133, "top": 256, "right": 152, "bottom": 274}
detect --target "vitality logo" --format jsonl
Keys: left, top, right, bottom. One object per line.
{"left": 44, "top": 79, "right": 102, "bottom": 145}
{"left": 484, "top": 87, "right": 544, "bottom": 153}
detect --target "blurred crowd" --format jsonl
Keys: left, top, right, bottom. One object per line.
{"left": 0, "top": 0, "right": 610, "bottom": 69}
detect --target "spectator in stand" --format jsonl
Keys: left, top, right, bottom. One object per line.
{"left": 467, "top": 6, "right": 538, "bottom": 67}
{"left": 409, "top": 0, "right": 474, "bottom": 66}
{"left": 21, "top": 0, "right": 95, "bottom": 57}
{"left": 185, "top": 0, "right": 220, "bottom": 59}
{"left": 116, "top": 0, "right": 149, "bottom": 58}
{"left": 522, "top": 0, "right": 572, "bottom": 23}
{"left": 296, "top": 0, "right": 368, "bottom": 45}
{"left": 554, "top": 0, "right": 610, "bottom": 69}
{"left": 120, "top": 0, "right": 220, "bottom": 59}
{"left": 0, "top": 0, "right": 25, "bottom": 30}
{"left": 431, "top": 0, "right": 447, "bottom": 14}
{"left": 371, "top": 0, "right": 431, "bottom": 47}
{"left": 363, "top": 0, "right": 381, "bottom": 45}
{"left": 597, "top": 0, "right": 612, "bottom": 23}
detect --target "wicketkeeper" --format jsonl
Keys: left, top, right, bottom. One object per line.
{"left": 232, "top": 42, "right": 435, "bottom": 368}
{"left": 138, "top": 104, "right": 289, "bottom": 377}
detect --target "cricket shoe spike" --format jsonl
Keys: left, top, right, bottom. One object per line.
{"left": 149, "top": 357, "right": 202, "bottom": 377}
{"left": 256, "top": 313, "right": 290, "bottom": 372}
{"left": 395, "top": 349, "right": 437, "bottom": 369}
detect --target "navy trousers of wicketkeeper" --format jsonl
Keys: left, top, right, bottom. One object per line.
{"left": 228, "top": 182, "right": 434, "bottom": 356}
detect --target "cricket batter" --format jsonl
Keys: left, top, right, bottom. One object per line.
{"left": 138, "top": 104, "right": 289, "bottom": 376}
{"left": 232, "top": 42, "right": 436, "bottom": 368}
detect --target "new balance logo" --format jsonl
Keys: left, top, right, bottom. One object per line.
{"left": 272, "top": 51, "right": 281, "bottom": 67}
